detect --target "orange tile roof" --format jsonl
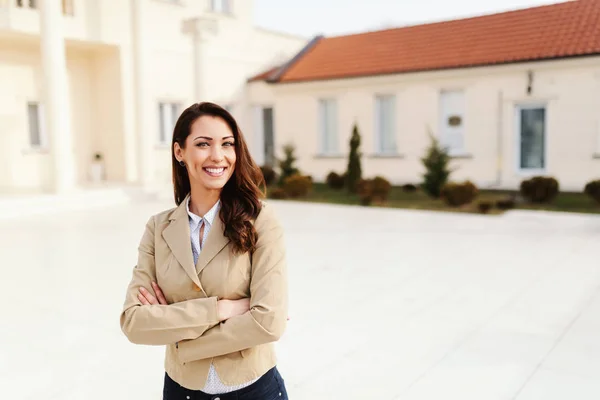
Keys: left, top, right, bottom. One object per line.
{"left": 247, "top": 65, "right": 283, "bottom": 82}
{"left": 270, "top": 0, "right": 600, "bottom": 83}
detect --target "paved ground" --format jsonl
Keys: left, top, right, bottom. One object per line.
{"left": 1, "top": 199, "right": 599, "bottom": 399}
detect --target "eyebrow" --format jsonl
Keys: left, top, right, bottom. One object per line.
{"left": 193, "top": 136, "right": 235, "bottom": 141}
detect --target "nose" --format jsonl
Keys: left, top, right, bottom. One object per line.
{"left": 209, "top": 144, "right": 224, "bottom": 162}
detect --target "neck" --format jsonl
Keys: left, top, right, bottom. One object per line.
{"left": 189, "top": 185, "right": 221, "bottom": 217}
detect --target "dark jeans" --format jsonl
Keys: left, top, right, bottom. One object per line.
{"left": 163, "top": 366, "right": 288, "bottom": 400}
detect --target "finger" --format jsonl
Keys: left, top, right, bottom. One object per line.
{"left": 139, "top": 287, "right": 158, "bottom": 305}
{"left": 152, "top": 282, "right": 168, "bottom": 305}
{"left": 137, "top": 292, "right": 150, "bottom": 305}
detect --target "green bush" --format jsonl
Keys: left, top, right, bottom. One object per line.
{"left": 356, "top": 179, "right": 373, "bottom": 206}
{"left": 421, "top": 132, "right": 452, "bottom": 198}
{"left": 283, "top": 174, "right": 312, "bottom": 198}
{"left": 355, "top": 176, "right": 392, "bottom": 205}
{"left": 478, "top": 201, "right": 493, "bottom": 214}
{"left": 326, "top": 171, "right": 345, "bottom": 190}
{"left": 520, "top": 176, "right": 559, "bottom": 203}
{"left": 371, "top": 176, "right": 392, "bottom": 201}
{"left": 260, "top": 165, "right": 277, "bottom": 186}
{"left": 496, "top": 197, "right": 516, "bottom": 210}
{"left": 402, "top": 183, "right": 418, "bottom": 193}
{"left": 441, "top": 180, "right": 478, "bottom": 207}
{"left": 584, "top": 180, "right": 600, "bottom": 204}
{"left": 269, "top": 188, "right": 287, "bottom": 199}
{"left": 346, "top": 124, "right": 363, "bottom": 193}
{"left": 277, "top": 143, "right": 300, "bottom": 186}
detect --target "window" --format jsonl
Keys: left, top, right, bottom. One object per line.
{"left": 16, "top": 0, "right": 36, "bottom": 8}
{"left": 62, "top": 0, "right": 74, "bottom": 16}
{"left": 158, "top": 103, "right": 180, "bottom": 145}
{"left": 439, "top": 90, "right": 466, "bottom": 155}
{"left": 27, "top": 102, "right": 45, "bottom": 149}
{"left": 375, "top": 95, "right": 397, "bottom": 154}
{"left": 318, "top": 99, "right": 338, "bottom": 155}
{"left": 517, "top": 105, "right": 546, "bottom": 171}
{"left": 210, "top": 0, "right": 231, "bottom": 13}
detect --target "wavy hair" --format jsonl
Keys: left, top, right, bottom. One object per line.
{"left": 171, "top": 102, "right": 265, "bottom": 254}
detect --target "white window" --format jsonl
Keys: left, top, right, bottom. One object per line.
{"left": 318, "top": 99, "right": 338, "bottom": 155}
{"left": 62, "top": 0, "right": 74, "bottom": 16}
{"left": 516, "top": 104, "right": 546, "bottom": 172}
{"left": 375, "top": 95, "right": 397, "bottom": 154}
{"left": 439, "top": 90, "right": 466, "bottom": 155}
{"left": 211, "top": 0, "right": 231, "bottom": 13}
{"left": 16, "top": 0, "right": 36, "bottom": 8}
{"left": 27, "top": 102, "right": 46, "bottom": 149}
{"left": 158, "top": 103, "right": 180, "bottom": 145}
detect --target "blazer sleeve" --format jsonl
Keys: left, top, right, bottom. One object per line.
{"left": 176, "top": 204, "right": 288, "bottom": 363}
{"left": 119, "top": 215, "right": 220, "bottom": 345}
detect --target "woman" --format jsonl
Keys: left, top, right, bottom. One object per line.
{"left": 120, "top": 102, "right": 289, "bottom": 400}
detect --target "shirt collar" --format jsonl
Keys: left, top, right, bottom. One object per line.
{"left": 186, "top": 197, "right": 220, "bottom": 228}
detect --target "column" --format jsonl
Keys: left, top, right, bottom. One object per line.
{"left": 192, "top": 25, "right": 205, "bottom": 102}
{"left": 40, "top": 0, "right": 76, "bottom": 193}
{"left": 131, "top": 0, "right": 153, "bottom": 187}
{"left": 183, "top": 17, "right": 217, "bottom": 103}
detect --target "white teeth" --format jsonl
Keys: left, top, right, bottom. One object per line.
{"left": 205, "top": 167, "right": 225, "bottom": 174}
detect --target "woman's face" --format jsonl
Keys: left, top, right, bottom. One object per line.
{"left": 175, "top": 116, "right": 237, "bottom": 192}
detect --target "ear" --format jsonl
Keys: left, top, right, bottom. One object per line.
{"left": 173, "top": 142, "right": 184, "bottom": 162}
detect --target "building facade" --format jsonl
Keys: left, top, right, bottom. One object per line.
{"left": 0, "top": 0, "right": 306, "bottom": 194}
{"left": 248, "top": 0, "right": 600, "bottom": 192}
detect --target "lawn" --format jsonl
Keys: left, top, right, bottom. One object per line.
{"left": 267, "top": 183, "right": 600, "bottom": 215}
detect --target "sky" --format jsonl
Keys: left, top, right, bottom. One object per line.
{"left": 254, "top": 0, "right": 568, "bottom": 38}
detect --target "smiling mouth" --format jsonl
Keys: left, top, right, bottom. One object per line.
{"left": 203, "top": 167, "right": 226, "bottom": 177}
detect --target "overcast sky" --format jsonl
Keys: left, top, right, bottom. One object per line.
{"left": 254, "top": 0, "right": 568, "bottom": 38}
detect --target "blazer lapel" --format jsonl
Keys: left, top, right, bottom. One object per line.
{"left": 162, "top": 197, "right": 202, "bottom": 288}
{"left": 196, "top": 213, "right": 230, "bottom": 275}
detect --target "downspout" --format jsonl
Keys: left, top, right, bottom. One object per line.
{"left": 496, "top": 90, "right": 504, "bottom": 187}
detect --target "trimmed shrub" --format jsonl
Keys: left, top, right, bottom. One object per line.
{"left": 441, "top": 180, "right": 478, "bottom": 207}
{"left": 356, "top": 176, "right": 392, "bottom": 205}
{"left": 520, "top": 176, "right": 559, "bottom": 203}
{"left": 496, "top": 197, "right": 516, "bottom": 210}
{"left": 269, "top": 188, "right": 287, "bottom": 199}
{"left": 277, "top": 143, "right": 299, "bottom": 186}
{"left": 421, "top": 132, "right": 452, "bottom": 198}
{"left": 371, "top": 176, "right": 392, "bottom": 202}
{"left": 283, "top": 174, "right": 312, "bottom": 198}
{"left": 356, "top": 179, "right": 373, "bottom": 206}
{"left": 260, "top": 165, "right": 277, "bottom": 186}
{"left": 478, "top": 201, "right": 493, "bottom": 214}
{"left": 326, "top": 172, "right": 345, "bottom": 190}
{"left": 346, "top": 124, "right": 363, "bottom": 193}
{"left": 584, "top": 180, "right": 600, "bottom": 204}
{"left": 402, "top": 183, "right": 418, "bottom": 193}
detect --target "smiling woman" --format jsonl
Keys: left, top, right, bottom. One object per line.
{"left": 120, "top": 102, "right": 290, "bottom": 400}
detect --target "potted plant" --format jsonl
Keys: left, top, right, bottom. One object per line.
{"left": 90, "top": 152, "right": 105, "bottom": 182}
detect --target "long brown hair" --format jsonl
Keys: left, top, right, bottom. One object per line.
{"left": 171, "top": 102, "right": 266, "bottom": 254}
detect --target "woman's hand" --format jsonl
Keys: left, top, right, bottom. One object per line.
{"left": 217, "top": 298, "right": 250, "bottom": 321}
{"left": 137, "top": 282, "right": 168, "bottom": 305}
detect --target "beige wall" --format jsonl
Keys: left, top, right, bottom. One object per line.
{"left": 250, "top": 57, "right": 600, "bottom": 192}
{"left": 0, "top": 0, "right": 307, "bottom": 192}
{"left": 0, "top": 38, "right": 125, "bottom": 193}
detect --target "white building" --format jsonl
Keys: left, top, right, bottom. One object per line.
{"left": 0, "top": 0, "right": 306, "bottom": 194}
{"left": 247, "top": 0, "right": 600, "bottom": 192}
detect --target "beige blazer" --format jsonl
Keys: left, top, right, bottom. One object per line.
{"left": 119, "top": 196, "right": 288, "bottom": 390}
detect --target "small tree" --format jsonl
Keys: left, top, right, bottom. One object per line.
{"left": 277, "top": 143, "right": 299, "bottom": 186}
{"left": 346, "top": 124, "right": 362, "bottom": 193}
{"left": 421, "top": 131, "right": 452, "bottom": 198}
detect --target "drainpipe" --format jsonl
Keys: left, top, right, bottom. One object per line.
{"left": 496, "top": 90, "right": 504, "bottom": 187}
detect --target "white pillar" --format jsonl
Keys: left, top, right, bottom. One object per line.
{"left": 132, "top": 0, "right": 153, "bottom": 187}
{"left": 40, "top": 0, "right": 76, "bottom": 193}
{"left": 183, "top": 17, "right": 217, "bottom": 103}
{"left": 192, "top": 28, "right": 206, "bottom": 102}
